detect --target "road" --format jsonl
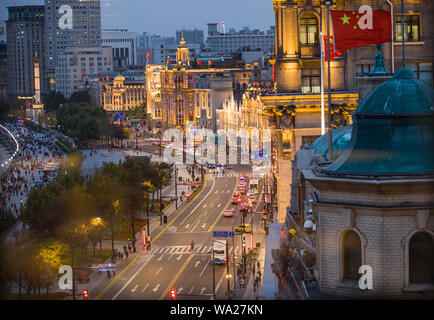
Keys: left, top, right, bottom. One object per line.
{"left": 92, "top": 166, "right": 266, "bottom": 300}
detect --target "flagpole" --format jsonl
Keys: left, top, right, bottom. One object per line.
{"left": 320, "top": 31, "right": 325, "bottom": 135}
{"left": 401, "top": 0, "right": 405, "bottom": 67}
{"left": 385, "top": 0, "right": 395, "bottom": 73}
{"left": 326, "top": 1, "right": 333, "bottom": 161}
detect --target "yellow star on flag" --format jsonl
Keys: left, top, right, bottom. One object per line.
{"left": 341, "top": 14, "right": 350, "bottom": 25}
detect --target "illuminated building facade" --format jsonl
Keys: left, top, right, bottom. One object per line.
{"left": 102, "top": 74, "right": 146, "bottom": 112}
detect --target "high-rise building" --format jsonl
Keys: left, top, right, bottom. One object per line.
{"left": 176, "top": 29, "right": 204, "bottom": 45}
{"left": 44, "top": 0, "right": 102, "bottom": 90}
{"left": 0, "top": 22, "right": 6, "bottom": 43}
{"left": 6, "top": 6, "right": 46, "bottom": 100}
{"left": 206, "top": 24, "right": 274, "bottom": 54}
{"left": 0, "top": 43, "right": 7, "bottom": 101}
{"left": 102, "top": 29, "right": 137, "bottom": 68}
{"left": 55, "top": 46, "right": 112, "bottom": 99}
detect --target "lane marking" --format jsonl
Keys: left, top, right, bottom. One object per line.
{"left": 189, "top": 287, "right": 194, "bottom": 294}
{"left": 215, "top": 274, "right": 225, "bottom": 293}
{"left": 194, "top": 261, "right": 200, "bottom": 268}
{"left": 179, "top": 176, "right": 215, "bottom": 226}
{"left": 111, "top": 255, "right": 152, "bottom": 300}
{"left": 190, "top": 220, "right": 201, "bottom": 232}
{"left": 153, "top": 284, "right": 160, "bottom": 292}
{"left": 159, "top": 254, "right": 194, "bottom": 300}
{"left": 131, "top": 285, "right": 138, "bottom": 293}
{"left": 177, "top": 255, "right": 182, "bottom": 260}
{"left": 185, "top": 224, "right": 190, "bottom": 229}
{"left": 156, "top": 267, "right": 163, "bottom": 274}
{"left": 199, "top": 260, "right": 209, "bottom": 278}
{"left": 208, "top": 177, "right": 238, "bottom": 232}
{"left": 177, "top": 287, "right": 183, "bottom": 294}
{"left": 217, "top": 204, "right": 221, "bottom": 208}
{"left": 95, "top": 175, "right": 208, "bottom": 300}
{"left": 200, "top": 287, "right": 206, "bottom": 294}
{"left": 201, "top": 223, "right": 207, "bottom": 228}
{"left": 141, "top": 283, "right": 149, "bottom": 293}
{"left": 157, "top": 255, "right": 163, "bottom": 261}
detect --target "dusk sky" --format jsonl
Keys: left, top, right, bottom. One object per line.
{"left": 1, "top": 0, "right": 275, "bottom": 37}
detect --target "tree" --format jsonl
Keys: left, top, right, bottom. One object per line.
{"left": 57, "top": 102, "right": 112, "bottom": 141}
{"left": 68, "top": 90, "right": 91, "bottom": 104}
{"left": 42, "top": 91, "right": 66, "bottom": 111}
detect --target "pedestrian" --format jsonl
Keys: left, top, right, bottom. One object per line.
{"left": 252, "top": 264, "right": 256, "bottom": 276}
{"left": 257, "top": 261, "right": 260, "bottom": 269}
{"left": 132, "top": 239, "right": 136, "bottom": 253}
{"left": 239, "top": 277, "right": 244, "bottom": 288}
{"left": 258, "top": 270, "right": 262, "bottom": 282}
{"left": 128, "top": 242, "right": 132, "bottom": 253}
{"left": 107, "top": 270, "right": 111, "bottom": 278}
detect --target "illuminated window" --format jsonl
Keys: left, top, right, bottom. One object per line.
{"left": 300, "top": 15, "right": 318, "bottom": 46}
{"left": 409, "top": 232, "right": 434, "bottom": 284}
{"left": 395, "top": 15, "right": 420, "bottom": 41}
{"left": 301, "top": 68, "right": 320, "bottom": 93}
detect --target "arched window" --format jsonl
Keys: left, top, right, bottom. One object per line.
{"left": 343, "top": 231, "right": 362, "bottom": 280}
{"left": 299, "top": 13, "right": 318, "bottom": 46}
{"left": 409, "top": 232, "right": 434, "bottom": 284}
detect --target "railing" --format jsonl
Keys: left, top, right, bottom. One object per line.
{"left": 0, "top": 123, "right": 20, "bottom": 175}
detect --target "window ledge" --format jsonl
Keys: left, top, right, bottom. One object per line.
{"left": 394, "top": 41, "right": 425, "bottom": 46}
{"left": 403, "top": 283, "right": 434, "bottom": 292}
{"left": 336, "top": 280, "right": 361, "bottom": 290}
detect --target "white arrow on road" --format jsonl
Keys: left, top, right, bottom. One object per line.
{"left": 156, "top": 266, "right": 163, "bottom": 274}
{"left": 157, "top": 255, "right": 163, "bottom": 261}
{"left": 217, "top": 203, "right": 221, "bottom": 208}
{"left": 185, "top": 224, "right": 190, "bottom": 229}
{"left": 200, "top": 287, "right": 206, "bottom": 295}
{"left": 153, "top": 284, "right": 160, "bottom": 292}
{"left": 194, "top": 261, "right": 200, "bottom": 268}
{"left": 177, "top": 287, "right": 183, "bottom": 294}
{"left": 177, "top": 254, "right": 182, "bottom": 260}
{"left": 131, "top": 285, "right": 138, "bottom": 293}
{"left": 202, "top": 223, "right": 207, "bottom": 228}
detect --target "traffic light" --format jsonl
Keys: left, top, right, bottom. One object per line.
{"left": 83, "top": 289, "right": 89, "bottom": 300}
{"left": 163, "top": 215, "right": 168, "bottom": 224}
{"left": 170, "top": 289, "right": 176, "bottom": 300}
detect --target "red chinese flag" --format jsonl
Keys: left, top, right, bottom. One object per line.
{"left": 323, "top": 35, "right": 342, "bottom": 62}
{"left": 197, "top": 61, "right": 202, "bottom": 65}
{"left": 208, "top": 60, "right": 213, "bottom": 65}
{"left": 147, "top": 52, "right": 151, "bottom": 57}
{"left": 331, "top": 9, "right": 391, "bottom": 53}
{"left": 167, "top": 60, "right": 172, "bottom": 64}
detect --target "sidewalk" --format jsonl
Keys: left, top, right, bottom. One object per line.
{"left": 262, "top": 223, "right": 284, "bottom": 300}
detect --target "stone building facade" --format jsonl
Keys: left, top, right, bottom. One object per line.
{"left": 102, "top": 74, "right": 146, "bottom": 112}
{"left": 303, "top": 68, "right": 434, "bottom": 297}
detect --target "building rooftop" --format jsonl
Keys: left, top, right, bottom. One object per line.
{"left": 321, "top": 68, "right": 434, "bottom": 177}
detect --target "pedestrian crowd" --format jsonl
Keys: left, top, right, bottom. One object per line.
{"left": 0, "top": 123, "right": 65, "bottom": 218}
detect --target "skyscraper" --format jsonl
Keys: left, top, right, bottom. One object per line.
{"left": 44, "top": 0, "right": 102, "bottom": 90}
{"left": 6, "top": 6, "right": 46, "bottom": 100}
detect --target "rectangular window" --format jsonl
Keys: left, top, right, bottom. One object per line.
{"left": 356, "top": 64, "right": 372, "bottom": 76}
{"left": 300, "top": 18, "right": 318, "bottom": 46}
{"left": 408, "top": 62, "right": 433, "bottom": 85}
{"left": 395, "top": 14, "right": 420, "bottom": 41}
{"left": 301, "top": 68, "right": 320, "bottom": 93}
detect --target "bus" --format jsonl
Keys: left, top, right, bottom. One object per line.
{"left": 249, "top": 178, "right": 259, "bottom": 191}
{"left": 213, "top": 240, "right": 227, "bottom": 265}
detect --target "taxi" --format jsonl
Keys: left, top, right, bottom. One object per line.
{"left": 234, "top": 224, "right": 253, "bottom": 233}
{"left": 223, "top": 209, "right": 234, "bottom": 217}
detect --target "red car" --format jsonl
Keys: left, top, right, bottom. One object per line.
{"left": 239, "top": 203, "right": 249, "bottom": 212}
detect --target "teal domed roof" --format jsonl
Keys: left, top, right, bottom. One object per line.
{"left": 309, "top": 126, "right": 352, "bottom": 161}
{"left": 356, "top": 68, "right": 434, "bottom": 115}
{"left": 322, "top": 68, "right": 434, "bottom": 177}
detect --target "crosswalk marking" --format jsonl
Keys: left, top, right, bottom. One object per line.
{"left": 147, "top": 245, "right": 242, "bottom": 256}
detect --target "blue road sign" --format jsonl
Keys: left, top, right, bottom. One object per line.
{"left": 213, "top": 231, "right": 234, "bottom": 238}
